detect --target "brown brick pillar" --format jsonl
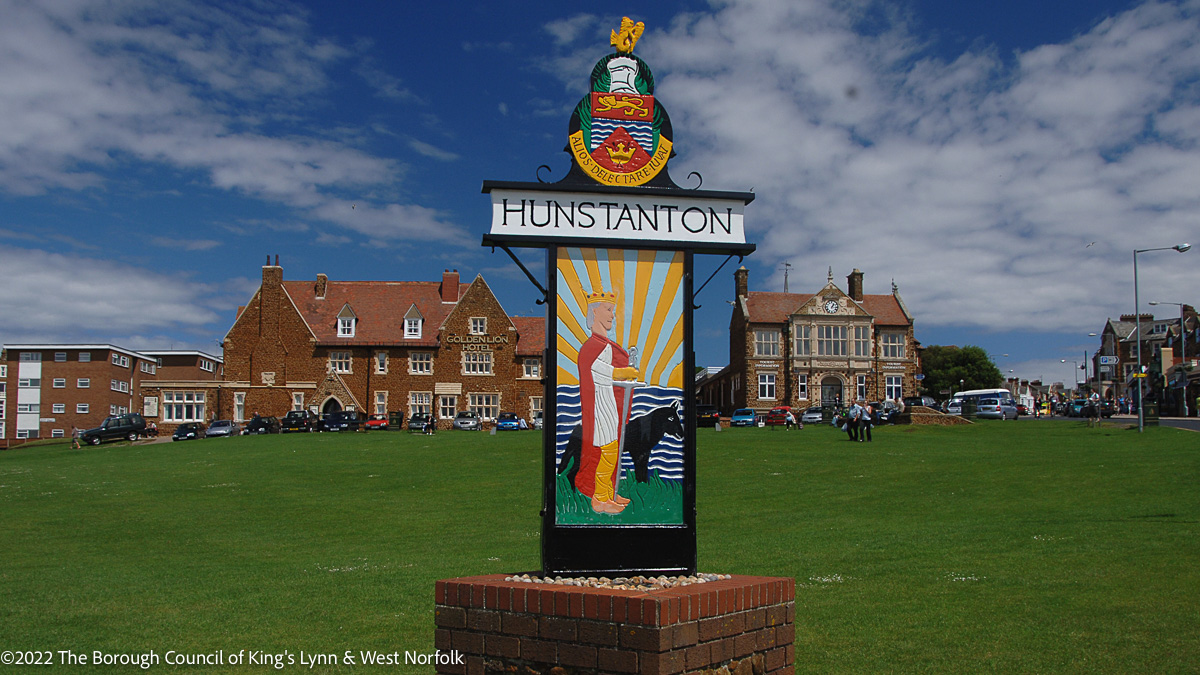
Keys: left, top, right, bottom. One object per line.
{"left": 434, "top": 574, "right": 795, "bottom": 675}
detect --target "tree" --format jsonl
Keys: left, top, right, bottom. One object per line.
{"left": 920, "top": 345, "right": 1003, "bottom": 399}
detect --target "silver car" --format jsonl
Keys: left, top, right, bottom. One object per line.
{"left": 205, "top": 419, "right": 241, "bottom": 437}
{"left": 801, "top": 407, "right": 824, "bottom": 425}
{"left": 976, "top": 398, "right": 1018, "bottom": 420}
{"left": 452, "top": 411, "right": 481, "bottom": 430}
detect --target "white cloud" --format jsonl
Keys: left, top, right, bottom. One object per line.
{"left": 0, "top": 245, "right": 224, "bottom": 344}
{"left": 0, "top": 0, "right": 445, "bottom": 241}
{"left": 603, "top": 0, "right": 1200, "bottom": 335}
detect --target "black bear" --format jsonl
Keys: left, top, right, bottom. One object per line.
{"left": 557, "top": 401, "right": 684, "bottom": 489}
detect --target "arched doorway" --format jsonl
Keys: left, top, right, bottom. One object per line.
{"left": 821, "top": 376, "right": 843, "bottom": 408}
{"left": 322, "top": 397, "right": 343, "bottom": 414}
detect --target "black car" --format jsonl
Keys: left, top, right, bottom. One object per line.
{"left": 408, "top": 413, "right": 432, "bottom": 431}
{"left": 696, "top": 404, "right": 721, "bottom": 428}
{"left": 322, "top": 410, "right": 361, "bottom": 432}
{"left": 79, "top": 413, "right": 147, "bottom": 446}
{"left": 243, "top": 415, "right": 281, "bottom": 435}
{"left": 172, "top": 422, "right": 206, "bottom": 441}
{"left": 281, "top": 409, "right": 318, "bottom": 433}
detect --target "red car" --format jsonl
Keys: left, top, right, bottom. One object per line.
{"left": 364, "top": 414, "right": 390, "bottom": 430}
{"left": 764, "top": 406, "right": 794, "bottom": 426}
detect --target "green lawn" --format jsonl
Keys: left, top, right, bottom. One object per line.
{"left": 1, "top": 421, "right": 1197, "bottom": 672}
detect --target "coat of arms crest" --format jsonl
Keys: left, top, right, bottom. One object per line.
{"left": 567, "top": 18, "right": 674, "bottom": 187}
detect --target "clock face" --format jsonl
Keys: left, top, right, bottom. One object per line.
{"left": 824, "top": 300, "right": 839, "bottom": 314}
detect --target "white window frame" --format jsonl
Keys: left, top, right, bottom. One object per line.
{"left": 523, "top": 358, "right": 541, "bottom": 379}
{"left": 754, "top": 330, "right": 780, "bottom": 357}
{"left": 817, "top": 325, "right": 847, "bottom": 357}
{"left": 18, "top": 378, "right": 40, "bottom": 388}
{"left": 329, "top": 351, "right": 352, "bottom": 374}
{"left": 20, "top": 352, "right": 41, "bottom": 362}
{"left": 409, "top": 352, "right": 432, "bottom": 375}
{"left": 439, "top": 395, "right": 457, "bottom": 420}
{"left": 54, "top": 352, "right": 67, "bottom": 362}
{"left": 882, "top": 333, "right": 905, "bottom": 358}
{"left": 797, "top": 374, "right": 808, "bottom": 400}
{"left": 293, "top": 392, "right": 304, "bottom": 411}
{"left": 17, "top": 403, "right": 39, "bottom": 413}
{"left": 199, "top": 359, "right": 215, "bottom": 373}
{"left": 404, "top": 318, "right": 422, "bottom": 339}
{"left": 758, "top": 373, "right": 776, "bottom": 400}
{"left": 375, "top": 351, "right": 388, "bottom": 374}
{"left": 853, "top": 325, "right": 870, "bottom": 357}
{"left": 794, "top": 325, "right": 811, "bottom": 356}
{"left": 79, "top": 352, "right": 91, "bottom": 363}
{"left": 52, "top": 403, "right": 66, "bottom": 414}
{"left": 338, "top": 316, "right": 355, "bottom": 338}
{"left": 410, "top": 391, "right": 432, "bottom": 417}
{"left": 162, "top": 391, "right": 206, "bottom": 423}
{"left": 375, "top": 391, "right": 388, "bottom": 416}
{"left": 76, "top": 403, "right": 89, "bottom": 414}
{"left": 469, "top": 393, "right": 499, "bottom": 421}
{"left": 234, "top": 392, "right": 246, "bottom": 422}
{"left": 462, "top": 351, "right": 493, "bottom": 375}
{"left": 77, "top": 378, "right": 90, "bottom": 389}
{"left": 886, "top": 375, "right": 903, "bottom": 401}
{"left": 470, "top": 317, "right": 487, "bottom": 335}
{"left": 53, "top": 378, "right": 66, "bottom": 388}
{"left": 856, "top": 374, "right": 867, "bottom": 401}
{"left": 51, "top": 429, "right": 64, "bottom": 438}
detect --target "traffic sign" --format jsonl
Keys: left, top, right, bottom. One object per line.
{"left": 1132, "top": 373, "right": 1148, "bottom": 378}
{"left": 1099, "top": 356, "right": 1118, "bottom": 365}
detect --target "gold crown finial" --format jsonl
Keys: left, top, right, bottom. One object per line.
{"left": 587, "top": 289, "right": 618, "bottom": 305}
{"left": 610, "top": 17, "right": 645, "bottom": 54}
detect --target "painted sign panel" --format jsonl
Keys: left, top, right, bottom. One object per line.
{"left": 554, "top": 247, "right": 685, "bottom": 525}
{"left": 489, "top": 189, "right": 746, "bottom": 245}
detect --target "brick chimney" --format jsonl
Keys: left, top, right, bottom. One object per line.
{"left": 734, "top": 266, "right": 748, "bottom": 300}
{"left": 315, "top": 273, "right": 327, "bottom": 299}
{"left": 441, "top": 269, "right": 460, "bottom": 303}
{"left": 847, "top": 269, "right": 864, "bottom": 302}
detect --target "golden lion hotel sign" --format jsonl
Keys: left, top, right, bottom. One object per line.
{"left": 481, "top": 17, "right": 754, "bottom": 576}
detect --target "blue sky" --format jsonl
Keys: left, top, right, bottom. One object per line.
{"left": 2, "top": 0, "right": 1197, "bottom": 387}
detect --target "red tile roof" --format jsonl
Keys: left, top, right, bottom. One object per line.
{"left": 746, "top": 291, "right": 911, "bottom": 326}
{"left": 511, "top": 316, "right": 546, "bottom": 356}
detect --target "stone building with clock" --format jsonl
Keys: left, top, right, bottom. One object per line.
{"left": 217, "top": 261, "right": 546, "bottom": 429}
{"left": 699, "top": 266, "right": 921, "bottom": 413}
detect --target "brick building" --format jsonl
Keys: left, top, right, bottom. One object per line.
{"left": 219, "top": 263, "right": 545, "bottom": 428}
{"left": 1, "top": 344, "right": 158, "bottom": 441}
{"left": 699, "top": 267, "right": 920, "bottom": 414}
{"left": 137, "top": 350, "right": 226, "bottom": 434}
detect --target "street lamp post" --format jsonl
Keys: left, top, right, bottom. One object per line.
{"left": 1150, "top": 300, "right": 1188, "bottom": 417}
{"left": 1133, "top": 243, "right": 1191, "bottom": 433}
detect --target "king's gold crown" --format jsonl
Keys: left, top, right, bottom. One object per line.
{"left": 587, "top": 290, "right": 618, "bottom": 304}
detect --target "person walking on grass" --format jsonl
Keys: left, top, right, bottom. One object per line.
{"left": 845, "top": 401, "right": 861, "bottom": 441}
{"left": 859, "top": 401, "right": 873, "bottom": 442}
{"left": 71, "top": 426, "right": 81, "bottom": 449}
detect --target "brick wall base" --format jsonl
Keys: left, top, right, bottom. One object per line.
{"left": 434, "top": 574, "right": 794, "bottom": 675}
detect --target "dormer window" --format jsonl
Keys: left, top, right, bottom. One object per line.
{"left": 404, "top": 304, "right": 424, "bottom": 339}
{"left": 337, "top": 304, "right": 357, "bottom": 338}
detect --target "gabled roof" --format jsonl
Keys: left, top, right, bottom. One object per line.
{"left": 744, "top": 291, "right": 912, "bottom": 326}
{"left": 283, "top": 280, "right": 468, "bottom": 347}
{"left": 511, "top": 316, "right": 546, "bottom": 357}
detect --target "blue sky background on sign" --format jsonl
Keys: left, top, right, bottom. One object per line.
{"left": 2, "top": 0, "right": 1196, "bottom": 386}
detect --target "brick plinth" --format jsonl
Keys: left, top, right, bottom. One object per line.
{"left": 434, "top": 574, "right": 795, "bottom": 675}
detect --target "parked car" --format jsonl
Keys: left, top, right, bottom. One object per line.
{"left": 364, "top": 414, "right": 390, "bottom": 430}
{"left": 730, "top": 408, "right": 757, "bottom": 427}
{"left": 322, "top": 410, "right": 361, "bottom": 432}
{"left": 172, "top": 422, "right": 207, "bottom": 441}
{"left": 977, "top": 397, "right": 1018, "bottom": 420}
{"left": 79, "top": 413, "right": 147, "bottom": 446}
{"left": 764, "top": 406, "right": 793, "bottom": 427}
{"left": 903, "top": 396, "right": 938, "bottom": 409}
{"left": 205, "top": 419, "right": 240, "bottom": 438}
{"left": 452, "top": 411, "right": 481, "bottom": 430}
{"left": 532, "top": 411, "right": 544, "bottom": 430}
{"left": 243, "top": 415, "right": 281, "bottom": 435}
{"left": 408, "top": 413, "right": 431, "bottom": 431}
{"left": 696, "top": 404, "right": 721, "bottom": 428}
{"left": 281, "top": 409, "right": 318, "bottom": 433}
{"left": 1068, "top": 399, "right": 1087, "bottom": 417}
{"left": 801, "top": 407, "right": 825, "bottom": 425}
{"left": 496, "top": 412, "right": 521, "bottom": 430}
{"left": 872, "top": 401, "right": 901, "bottom": 424}
{"left": 1016, "top": 403, "right": 1030, "bottom": 416}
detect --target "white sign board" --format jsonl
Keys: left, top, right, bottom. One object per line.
{"left": 489, "top": 188, "right": 746, "bottom": 245}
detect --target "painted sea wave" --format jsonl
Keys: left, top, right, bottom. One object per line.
{"left": 589, "top": 119, "right": 654, "bottom": 152}
{"left": 554, "top": 385, "right": 684, "bottom": 481}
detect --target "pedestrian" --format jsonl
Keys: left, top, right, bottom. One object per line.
{"left": 845, "top": 401, "right": 861, "bottom": 441}
{"left": 860, "top": 401, "right": 873, "bottom": 442}
{"left": 71, "top": 426, "right": 81, "bottom": 449}
{"left": 785, "top": 410, "right": 796, "bottom": 430}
